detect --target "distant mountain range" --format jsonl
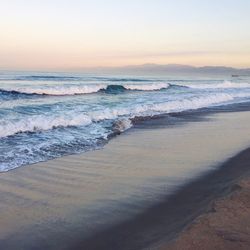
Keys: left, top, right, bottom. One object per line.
{"left": 85, "top": 64, "right": 250, "bottom": 75}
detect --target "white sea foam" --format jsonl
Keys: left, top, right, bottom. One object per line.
{"left": 1, "top": 92, "right": 249, "bottom": 138}
{"left": 113, "top": 118, "right": 133, "bottom": 132}
{"left": 88, "top": 93, "right": 237, "bottom": 123}
{"left": 123, "top": 83, "right": 170, "bottom": 91}
{"left": 2, "top": 85, "right": 107, "bottom": 95}
{"left": 150, "top": 93, "right": 234, "bottom": 113}
{"left": 177, "top": 81, "right": 250, "bottom": 89}
{"left": 0, "top": 114, "right": 92, "bottom": 138}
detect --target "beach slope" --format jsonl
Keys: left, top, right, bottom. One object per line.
{"left": 164, "top": 176, "right": 250, "bottom": 250}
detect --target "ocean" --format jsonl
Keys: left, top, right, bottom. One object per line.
{"left": 1, "top": 71, "right": 250, "bottom": 172}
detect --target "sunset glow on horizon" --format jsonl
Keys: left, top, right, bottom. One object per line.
{"left": 1, "top": 0, "right": 250, "bottom": 70}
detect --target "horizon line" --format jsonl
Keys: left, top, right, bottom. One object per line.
{"left": 1, "top": 63, "right": 250, "bottom": 73}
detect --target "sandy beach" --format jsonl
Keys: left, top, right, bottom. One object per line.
{"left": 1, "top": 1, "right": 250, "bottom": 249}
{"left": 163, "top": 174, "right": 250, "bottom": 250}
{"left": 0, "top": 106, "right": 249, "bottom": 249}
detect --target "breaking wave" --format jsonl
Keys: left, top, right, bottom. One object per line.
{"left": 0, "top": 83, "right": 170, "bottom": 97}
{"left": 1, "top": 92, "right": 244, "bottom": 138}
{"left": 0, "top": 85, "right": 107, "bottom": 96}
{"left": 2, "top": 81, "right": 250, "bottom": 98}
{"left": 0, "top": 114, "right": 92, "bottom": 138}
{"left": 123, "top": 83, "right": 170, "bottom": 91}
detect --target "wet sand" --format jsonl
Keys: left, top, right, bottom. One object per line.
{"left": 0, "top": 107, "right": 250, "bottom": 249}
{"left": 79, "top": 146, "right": 250, "bottom": 250}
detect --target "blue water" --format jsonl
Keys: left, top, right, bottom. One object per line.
{"left": 1, "top": 71, "right": 250, "bottom": 171}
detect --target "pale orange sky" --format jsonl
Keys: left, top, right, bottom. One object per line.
{"left": 1, "top": 0, "right": 250, "bottom": 70}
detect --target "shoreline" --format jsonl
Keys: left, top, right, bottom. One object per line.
{"left": 3, "top": 101, "right": 250, "bottom": 174}
{"left": 0, "top": 105, "right": 250, "bottom": 249}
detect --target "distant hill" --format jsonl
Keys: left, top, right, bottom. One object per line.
{"left": 84, "top": 64, "right": 250, "bottom": 76}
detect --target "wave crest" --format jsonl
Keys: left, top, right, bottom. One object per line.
{"left": 0, "top": 83, "right": 170, "bottom": 96}
{"left": 123, "top": 83, "right": 169, "bottom": 91}
{"left": 0, "top": 85, "right": 107, "bottom": 96}
{"left": 0, "top": 114, "right": 92, "bottom": 138}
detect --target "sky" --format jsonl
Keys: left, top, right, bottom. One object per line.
{"left": 0, "top": 0, "right": 250, "bottom": 70}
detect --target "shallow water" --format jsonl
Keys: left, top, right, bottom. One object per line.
{"left": 1, "top": 71, "right": 250, "bottom": 171}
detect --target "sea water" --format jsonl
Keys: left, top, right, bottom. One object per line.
{"left": 1, "top": 71, "right": 250, "bottom": 171}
